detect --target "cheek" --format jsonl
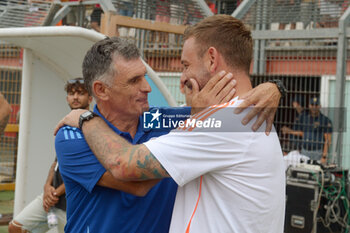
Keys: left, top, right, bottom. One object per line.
{"left": 184, "top": 69, "right": 197, "bottom": 82}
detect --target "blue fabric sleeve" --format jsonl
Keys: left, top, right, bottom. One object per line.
{"left": 55, "top": 126, "right": 106, "bottom": 193}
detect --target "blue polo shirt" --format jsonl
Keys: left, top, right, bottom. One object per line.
{"left": 55, "top": 105, "right": 190, "bottom": 233}
{"left": 295, "top": 112, "right": 332, "bottom": 151}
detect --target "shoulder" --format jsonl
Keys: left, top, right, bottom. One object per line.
{"left": 191, "top": 98, "right": 265, "bottom": 133}
{"left": 322, "top": 113, "right": 331, "bottom": 121}
{"left": 55, "top": 126, "right": 93, "bottom": 164}
{"left": 55, "top": 126, "right": 87, "bottom": 154}
{"left": 56, "top": 126, "right": 84, "bottom": 142}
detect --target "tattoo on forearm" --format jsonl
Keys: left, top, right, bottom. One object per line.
{"left": 136, "top": 150, "right": 163, "bottom": 179}
{"left": 83, "top": 119, "right": 169, "bottom": 180}
{"left": 0, "top": 115, "right": 10, "bottom": 135}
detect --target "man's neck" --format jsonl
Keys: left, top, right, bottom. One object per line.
{"left": 97, "top": 105, "right": 139, "bottom": 138}
{"left": 229, "top": 70, "right": 252, "bottom": 98}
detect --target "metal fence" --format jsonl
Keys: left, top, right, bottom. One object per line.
{"left": 0, "top": 0, "right": 52, "bottom": 28}
{"left": 235, "top": 0, "right": 350, "bottom": 169}
{"left": 0, "top": 43, "right": 21, "bottom": 183}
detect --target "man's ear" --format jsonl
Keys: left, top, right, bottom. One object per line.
{"left": 207, "top": 47, "right": 219, "bottom": 73}
{"left": 93, "top": 80, "right": 109, "bottom": 101}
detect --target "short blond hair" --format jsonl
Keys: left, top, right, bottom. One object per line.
{"left": 184, "top": 15, "right": 253, "bottom": 74}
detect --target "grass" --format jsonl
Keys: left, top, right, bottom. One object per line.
{"left": 0, "top": 226, "right": 8, "bottom": 233}
{"left": 0, "top": 190, "right": 14, "bottom": 233}
{"left": 0, "top": 190, "right": 14, "bottom": 214}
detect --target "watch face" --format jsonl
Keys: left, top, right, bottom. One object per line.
{"left": 81, "top": 111, "right": 92, "bottom": 118}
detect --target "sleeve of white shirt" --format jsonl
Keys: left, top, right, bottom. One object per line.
{"left": 144, "top": 129, "right": 251, "bottom": 187}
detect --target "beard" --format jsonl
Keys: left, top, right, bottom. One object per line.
{"left": 198, "top": 69, "right": 212, "bottom": 91}
{"left": 70, "top": 102, "right": 90, "bottom": 110}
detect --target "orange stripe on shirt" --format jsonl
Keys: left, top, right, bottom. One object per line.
{"left": 179, "top": 99, "right": 237, "bottom": 131}
{"left": 187, "top": 102, "right": 232, "bottom": 132}
{"left": 179, "top": 106, "right": 218, "bottom": 131}
{"left": 185, "top": 176, "right": 203, "bottom": 233}
{"left": 199, "top": 100, "right": 237, "bottom": 122}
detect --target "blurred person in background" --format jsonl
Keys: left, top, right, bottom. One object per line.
{"left": 90, "top": 4, "right": 103, "bottom": 32}
{"left": 63, "top": 0, "right": 83, "bottom": 26}
{"left": 282, "top": 96, "right": 332, "bottom": 164}
{"left": 282, "top": 95, "right": 307, "bottom": 152}
{"left": 8, "top": 78, "right": 92, "bottom": 233}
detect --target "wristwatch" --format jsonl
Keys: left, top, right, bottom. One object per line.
{"left": 268, "top": 79, "right": 287, "bottom": 98}
{"left": 79, "top": 111, "right": 99, "bottom": 130}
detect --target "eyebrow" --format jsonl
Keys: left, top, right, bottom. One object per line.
{"left": 130, "top": 71, "right": 147, "bottom": 80}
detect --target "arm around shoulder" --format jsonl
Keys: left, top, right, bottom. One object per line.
{"left": 81, "top": 118, "right": 170, "bottom": 181}
{"left": 97, "top": 171, "right": 160, "bottom": 196}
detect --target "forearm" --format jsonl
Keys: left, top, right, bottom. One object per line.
{"left": 323, "top": 134, "right": 331, "bottom": 156}
{"left": 82, "top": 118, "right": 168, "bottom": 181}
{"left": 45, "top": 162, "right": 56, "bottom": 187}
{"left": 286, "top": 130, "right": 303, "bottom": 137}
{"left": 323, "top": 143, "right": 329, "bottom": 157}
{"left": 55, "top": 184, "right": 65, "bottom": 196}
{"left": 98, "top": 171, "right": 160, "bottom": 196}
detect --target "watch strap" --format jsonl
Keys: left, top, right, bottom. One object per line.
{"left": 79, "top": 111, "right": 98, "bottom": 130}
{"left": 268, "top": 79, "right": 287, "bottom": 98}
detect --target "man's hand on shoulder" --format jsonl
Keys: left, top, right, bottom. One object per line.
{"left": 54, "top": 109, "right": 88, "bottom": 135}
{"left": 234, "top": 82, "right": 282, "bottom": 135}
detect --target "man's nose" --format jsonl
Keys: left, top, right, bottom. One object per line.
{"left": 141, "top": 77, "right": 152, "bottom": 93}
{"left": 180, "top": 73, "right": 187, "bottom": 94}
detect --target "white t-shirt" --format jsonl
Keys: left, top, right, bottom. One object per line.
{"left": 144, "top": 97, "right": 285, "bottom": 233}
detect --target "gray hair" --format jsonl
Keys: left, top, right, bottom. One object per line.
{"left": 82, "top": 37, "right": 141, "bottom": 96}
